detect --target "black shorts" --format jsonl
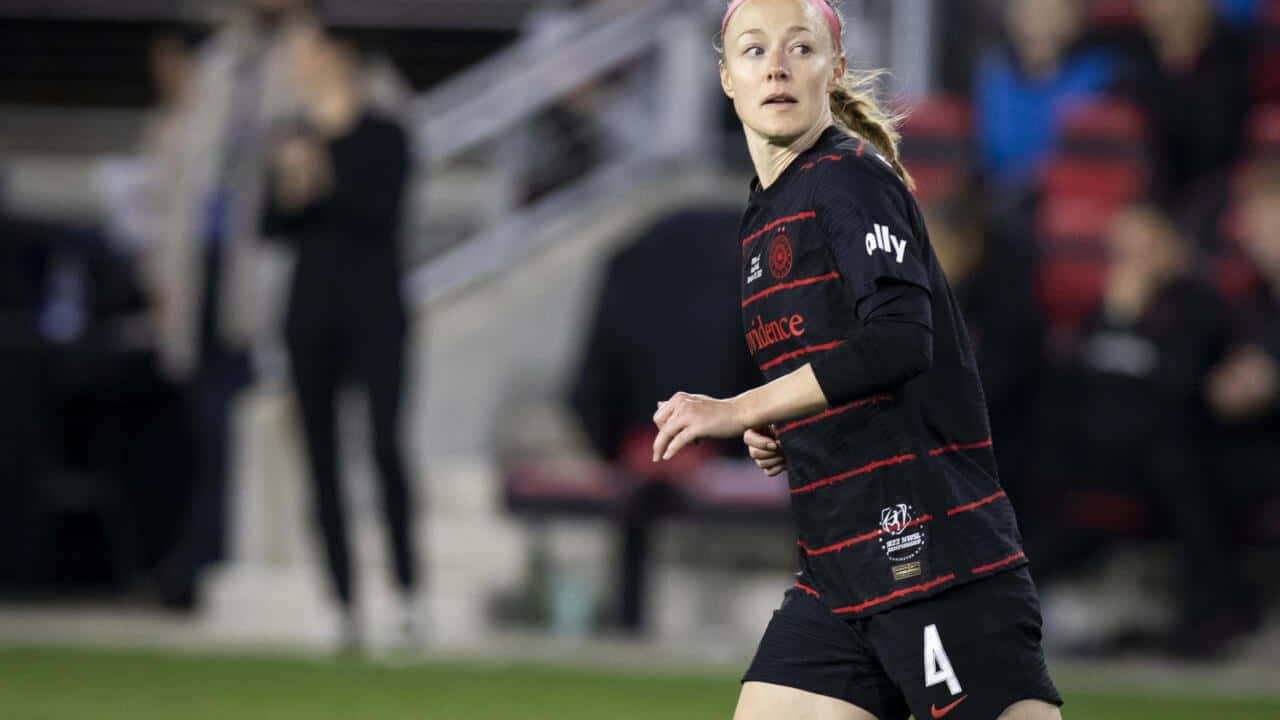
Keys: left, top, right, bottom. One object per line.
{"left": 742, "top": 567, "right": 1062, "bottom": 720}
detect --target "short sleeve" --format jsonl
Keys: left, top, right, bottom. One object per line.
{"left": 814, "top": 160, "right": 931, "bottom": 303}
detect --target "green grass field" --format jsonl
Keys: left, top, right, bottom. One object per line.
{"left": 1, "top": 647, "right": 1277, "bottom": 719}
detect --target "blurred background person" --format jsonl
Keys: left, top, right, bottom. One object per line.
{"left": 262, "top": 30, "right": 419, "bottom": 651}
{"left": 144, "top": 0, "right": 314, "bottom": 609}
{"left": 1208, "top": 163, "right": 1280, "bottom": 599}
{"left": 924, "top": 194, "right": 1043, "bottom": 530}
{"left": 509, "top": 3, "right": 656, "bottom": 205}
{"left": 1, "top": 24, "right": 203, "bottom": 597}
{"left": 1121, "top": 0, "right": 1255, "bottom": 223}
{"left": 1054, "top": 204, "right": 1249, "bottom": 655}
{"left": 974, "top": 0, "right": 1117, "bottom": 201}
{"left": 121, "top": 32, "right": 197, "bottom": 262}
{"left": 568, "top": 208, "right": 761, "bottom": 632}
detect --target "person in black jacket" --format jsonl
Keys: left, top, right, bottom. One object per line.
{"left": 1121, "top": 0, "right": 1255, "bottom": 227}
{"left": 923, "top": 196, "right": 1043, "bottom": 520}
{"left": 262, "top": 31, "right": 418, "bottom": 650}
{"left": 1206, "top": 166, "right": 1280, "bottom": 642}
{"left": 1209, "top": 165, "right": 1280, "bottom": 455}
{"left": 568, "top": 208, "right": 762, "bottom": 632}
{"left": 1070, "top": 203, "right": 1249, "bottom": 656}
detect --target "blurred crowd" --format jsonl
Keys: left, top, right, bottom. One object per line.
{"left": 568, "top": 0, "right": 1280, "bottom": 657}
{"left": 943, "top": 0, "right": 1280, "bottom": 658}
{"left": 1, "top": 0, "right": 1277, "bottom": 661}
{"left": 0, "top": 0, "right": 420, "bottom": 649}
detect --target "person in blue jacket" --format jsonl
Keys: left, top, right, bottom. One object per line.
{"left": 974, "top": 0, "right": 1117, "bottom": 191}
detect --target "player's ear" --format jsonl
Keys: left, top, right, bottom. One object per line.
{"left": 829, "top": 54, "right": 846, "bottom": 91}
{"left": 719, "top": 59, "right": 735, "bottom": 99}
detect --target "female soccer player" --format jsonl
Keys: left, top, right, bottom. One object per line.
{"left": 651, "top": 1, "right": 1062, "bottom": 718}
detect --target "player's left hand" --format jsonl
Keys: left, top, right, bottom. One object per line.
{"left": 652, "top": 392, "right": 747, "bottom": 462}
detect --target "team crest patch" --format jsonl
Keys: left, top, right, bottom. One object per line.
{"left": 881, "top": 504, "right": 912, "bottom": 535}
{"left": 879, "top": 503, "right": 927, "bottom": 563}
{"left": 769, "top": 234, "right": 793, "bottom": 279}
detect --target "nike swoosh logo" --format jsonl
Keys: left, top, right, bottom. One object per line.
{"left": 931, "top": 695, "right": 968, "bottom": 718}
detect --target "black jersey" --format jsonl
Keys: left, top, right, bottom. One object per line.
{"left": 739, "top": 127, "right": 1026, "bottom": 618}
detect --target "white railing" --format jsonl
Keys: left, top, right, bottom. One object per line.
{"left": 405, "top": 0, "right": 718, "bottom": 305}
{"left": 414, "top": 0, "right": 688, "bottom": 167}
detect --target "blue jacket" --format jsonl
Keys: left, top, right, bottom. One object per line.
{"left": 975, "top": 46, "right": 1117, "bottom": 189}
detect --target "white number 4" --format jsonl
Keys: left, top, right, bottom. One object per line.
{"left": 923, "top": 624, "right": 962, "bottom": 695}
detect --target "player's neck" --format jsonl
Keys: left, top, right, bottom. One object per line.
{"left": 746, "top": 119, "right": 830, "bottom": 190}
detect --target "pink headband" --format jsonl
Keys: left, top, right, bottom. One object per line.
{"left": 721, "top": 0, "right": 842, "bottom": 54}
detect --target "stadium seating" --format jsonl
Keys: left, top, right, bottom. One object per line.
{"left": 1253, "top": 0, "right": 1280, "bottom": 102}
{"left": 1206, "top": 105, "right": 1280, "bottom": 304}
{"left": 1034, "top": 100, "right": 1150, "bottom": 336}
{"left": 1086, "top": 0, "right": 1140, "bottom": 30}
{"left": 897, "top": 96, "right": 973, "bottom": 203}
{"left": 503, "top": 459, "right": 789, "bottom": 523}
{"left": 1249, "top": 103, "right": 1280, "bottom": 157}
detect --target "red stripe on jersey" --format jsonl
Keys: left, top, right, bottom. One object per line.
{"left": 790, "top": 453, "right": 917, "bottom": 494}
{"left": 776, "top": 394, "right": 893, "bottom": 434}
{"left": 832, "top": 573, "right": 956, "bottom": 614}
{"left": 799, "top": 514, "right": 933, "bottom": 556}
{"left": 759, "top": 340, "right": 843, "bottom": 371}
{"left": 800, "top": 154, "right": 844, "bottom": 171}
{"left": 742, "top": 211, "right": 817, "bottom": 250}
{"left": 794, "top": 581, "right": 820, "bottom": 598}
{"left": 856, "top": 138, "right": 866, "bottom": 157}
{"left": 929, "top": 438, "right": 993, "bottom": 456}
{"left": 972, "top": 551, "right": 1026, "bottom": 575}
{"left": 743, "top": 272, "right": 840, "bottom": 308}
{"left": 946, "top": 490, "right": 1006, "bottom": 517}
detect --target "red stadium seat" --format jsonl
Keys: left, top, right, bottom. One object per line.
{"left": 1042, "top": 159, "right": 1146, "bottom": 201}
{"left": 1086, "top": 0, "right": 1140, "bottom": 29}
{"left": 1057, "top": 100, "right": 1149, "bottom": 160}
{"left": 905, "top": 162, "right": 966, "bottom": 203}
{"left": 1249, "top": 104, "right": 1280, "bottom": 152}
{"left": 1063, "top": 490, "right": 1153, "bottom": 534}
{"left": 1254, "top": 50, "right": 1280, "bottom": 103}
{"left": 898, "top": 96, "right": 972, "bottom": 139}
{"left": 1036, "top": 258, "right": 1108, "bottom": 330}
{"left": 897, "top": 95, "right": 974, "bottom": 202}
{"left": 503, "top": 459, "right": 619, "bottom": 513}
{"left": 1215, "top": 200, "right": 1262, "bottom": 303}
{"left": 1037, "top": 195, "right": 1119, "bottom": 252}
{"left": 1033, "top": 102, "right": 1147, "bottom": 337}
{"left": 1258, "top": 4, "right": 1280, "bottom": 102}
{"left": 898, "top": 95, "right": 973, "bottom": 169}
{"left": 1214, "top": 254, "right": 1261, "bottom": 302}
{"left": 1059, "top": 100, "right": 1148, "bottom": 143}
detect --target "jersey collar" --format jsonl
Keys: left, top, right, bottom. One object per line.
{"left": 748, "top": 125, "right": 847, "bottom": 204}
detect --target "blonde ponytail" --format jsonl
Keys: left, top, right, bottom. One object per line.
{"left": 829, "top": 68, "right": 915, "bottom": 192}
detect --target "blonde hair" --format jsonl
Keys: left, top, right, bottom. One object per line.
{"left": 717, "top": 0, "right": 915, "bottom": 191}
{"left": 828, "top": 67, "right": 915, "bottom": 191}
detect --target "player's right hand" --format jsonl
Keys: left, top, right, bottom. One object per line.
{"left": 743, "top": 427, "right": 786, "bottom": 476}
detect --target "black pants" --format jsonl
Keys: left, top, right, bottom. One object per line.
{"left": 286, "top": 313, "right": 416, "bottom": 609}
{"left": 153, "top": 348, "right": 251, "bottom": 604}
